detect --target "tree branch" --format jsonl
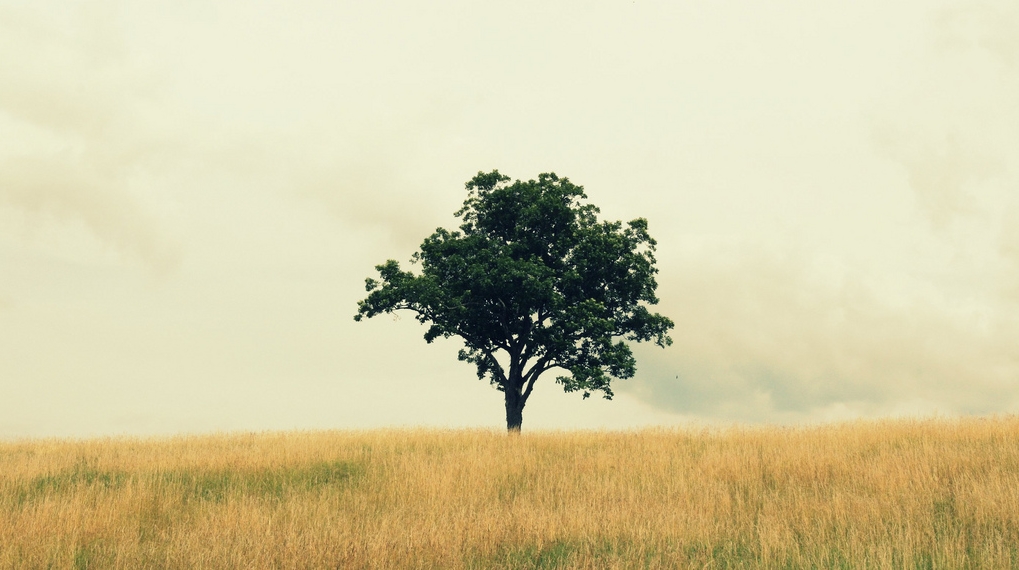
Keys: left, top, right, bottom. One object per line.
{"left": 519, "top": 356, "right": 552, "bottom": 406}
{"left": 484, "top": 348, "right": 507, "bottom": 386}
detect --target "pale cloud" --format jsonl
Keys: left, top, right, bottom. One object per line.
{"left": 998, "top": 207, "right": 1019, "bottom": 300}
{"left": 290, "top": 110, "right": 462, "bottom": 250}
{"left": 628, "top": 1, "right": 1019, "bottom": 421}
{"left": 872, "top": 0, "right": 1019, "bottom": 231}
{"left": 871, "top": 127, "right": 1003, "bottom": 229}
{"left": 0, "top": 2, "right": 180, "bottom": 271}
{"left": 627, "top": 246, "right": 1019, "bottom": 422}
{"left": 937, "top": 1, "right": 1019, "bottom": 66}
{"left": 0, "top": 153, "right": 180, "bottom": 270}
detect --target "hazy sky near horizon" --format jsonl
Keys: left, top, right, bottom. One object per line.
{"left": 2, "top": 0, "right": 1019, "bottom": 437}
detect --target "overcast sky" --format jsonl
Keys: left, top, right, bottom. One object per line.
{"left": 2, "top": 0, "right": 1018, "bottom": 437}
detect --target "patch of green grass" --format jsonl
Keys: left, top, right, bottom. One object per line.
{"left": 72, "top": 540, "right": 114, "bottom": 570}
{"left": 472, "top": 540, "right": 577, "bottom": 570}
{"left": 469, "top": 538, "right": 668, "bottom": 569}
{"left": 158, "top": 459, "right": 364, "bottom": 503}
{"left": 5, "top": 458, "right": 363, "bottom": 509}
{"left": 13, "top": 459, "right": 127, "bottom": 505}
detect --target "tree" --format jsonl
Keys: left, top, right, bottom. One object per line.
{"left": 354, "top": 171, "right": 674, "bottom": 432}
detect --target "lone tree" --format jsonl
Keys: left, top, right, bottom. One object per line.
{"left": 355, "top": 171, "right": 673, "bottom": 432}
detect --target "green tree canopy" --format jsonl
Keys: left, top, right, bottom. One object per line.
{"left": 355, "top": 171, "right": 673, "bottom": 431}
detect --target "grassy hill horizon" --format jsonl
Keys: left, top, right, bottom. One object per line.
{"left": 3, "top": 416, "right": 1018, "bottom": 568}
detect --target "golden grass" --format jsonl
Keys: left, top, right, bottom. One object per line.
{"left": 2, "top": 416, "right": 1019, "bottom": 569}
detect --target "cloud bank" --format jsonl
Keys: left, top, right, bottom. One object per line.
{"left": 0, "top": 2, "right": 180, "bottom": 271}
{"left": 627, "top": 0, "right": 1019, "bottom": 422}
{"left": 630, "top": 246, "right": 1019, "bottom": 422}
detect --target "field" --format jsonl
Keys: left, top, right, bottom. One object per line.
{"left": 2, "top": 417, "right": 1019, "bottom": 569}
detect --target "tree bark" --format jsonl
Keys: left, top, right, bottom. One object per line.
{"left": 504, "top": 387, "right": 524, "bottom": 433}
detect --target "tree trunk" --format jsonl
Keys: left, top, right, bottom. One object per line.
{"left": 505, "top": 388, "right": 523, "bottom": 433}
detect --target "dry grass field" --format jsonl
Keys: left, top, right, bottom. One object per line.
{"left": 2, "top": 416, "right": 1019, "bottom": 569}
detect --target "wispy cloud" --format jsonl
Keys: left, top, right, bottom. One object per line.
{"left": 872, "top": 0, "right": 1019, "bottom": 231}
{"left": 937, "top": 1, "right": 1019, "bottom": 67}
{"left": 871, "top": 127, "right": 1003, "bottom": 229}
{"left": 628, "top": 246, "right": 1019, "bottom": 422}
{"left": 290, "top": 109, "right": 460, "bottom": 251}
{"left": 625, "top": 0, "right": 1019, "bottom": 423}
{"left": 0, "top": 2, "right": 179, "bottom": 272}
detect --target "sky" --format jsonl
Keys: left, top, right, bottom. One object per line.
{"left": 2, "top": 0, "right": 1018, "bottom": 437}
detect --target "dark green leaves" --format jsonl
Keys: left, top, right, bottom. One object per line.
{"left": 355, "top": 170, "right": 673, "bottom": 407}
